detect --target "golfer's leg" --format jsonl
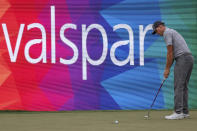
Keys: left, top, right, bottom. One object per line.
{"left": 174, "top": 59, "right": 184, "bottom": 114}
{"left": 183, "top": 55, "right": 194, "bottom": 114}
{"left": 183, "top": 83, "right": 188, "bottom": 114}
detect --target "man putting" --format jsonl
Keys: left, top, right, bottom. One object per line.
{"left": 152, "top": 21, "right": 194, "bottom": 120}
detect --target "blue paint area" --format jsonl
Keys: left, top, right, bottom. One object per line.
{"left": 101, "top": 60, "right": 165, "bottom": 109}
{"left": 100, "top": 86, "right": 121, "bottom": 110}
{"left": 99, "top": 0, "right": 164, "bottom": 109}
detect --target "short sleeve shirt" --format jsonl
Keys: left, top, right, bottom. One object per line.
{"left": 163, "top": 27, "right": 191, "bottom": 58}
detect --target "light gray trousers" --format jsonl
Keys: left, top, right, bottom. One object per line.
{"left": 174, "top": 53, "right": 194, "bottom": 114}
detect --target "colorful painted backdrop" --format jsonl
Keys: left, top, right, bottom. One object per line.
{"left": 0, "top": 0, "right": 196, "bottom": 111}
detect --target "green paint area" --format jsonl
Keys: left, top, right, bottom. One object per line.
{"left": 158, "top": 0, "right": 197, "bottom": 109}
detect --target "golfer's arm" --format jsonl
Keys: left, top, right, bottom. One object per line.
{"left": 165, "top": 45, "right": 174, "bottom": 70}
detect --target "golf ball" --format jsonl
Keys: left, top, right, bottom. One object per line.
{"left": 144, "top": 115, "right": 149, "bottom": 119}
{"left": 144, "top": 115, "right": 148, "bottom": 118}
{"left": 114, "top": 120, "right": 119, "bottom": 124}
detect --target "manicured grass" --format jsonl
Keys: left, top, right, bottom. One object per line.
{"left": 0, "top": 110, "right": 196, "bottom": 131}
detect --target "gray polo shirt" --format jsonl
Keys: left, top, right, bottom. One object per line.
{"left": 163, "top": 27, "right": 191, "bottom": 58}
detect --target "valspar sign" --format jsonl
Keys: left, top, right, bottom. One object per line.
{"left": 1, "top": 6, "right": 153, "bottom": 80}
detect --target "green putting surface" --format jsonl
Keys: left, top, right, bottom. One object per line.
{"left": 0, "top": 110, "right": 196, "bottom": 131}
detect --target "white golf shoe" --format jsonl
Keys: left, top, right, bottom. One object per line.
{"left": 165, "top": 112, "right": 184, "bottom": 120}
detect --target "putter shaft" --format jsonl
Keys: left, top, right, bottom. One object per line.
{"left": 145, "top": 79, "right": 166, "bottom": 118}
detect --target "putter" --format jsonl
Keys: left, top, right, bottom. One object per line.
{"left": 144, "top": 78, "right": 166, "bottom": 119}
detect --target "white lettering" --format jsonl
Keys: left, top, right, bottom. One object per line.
{"left": 110, "top": 24, "right": 134, "bottom": 66}
{"left": 2, "top": 24, "right": 25, "bottom": 62}
{"left": 60, "top": 24, "right": 78, "bottom": 64}
{"left": 25, "top": 23, "right": 47, "bottom": 63}
{"left": 82, "top": 24, "right": 108, "bottom": 80}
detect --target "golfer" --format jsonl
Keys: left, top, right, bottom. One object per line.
{"left": 152, "top": 21, "right": 194, "bottom": 120}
